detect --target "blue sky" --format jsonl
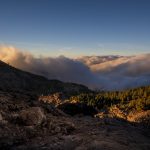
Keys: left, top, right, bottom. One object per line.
{"left": 0, "top": 0, "right": 150, "bottom": 57}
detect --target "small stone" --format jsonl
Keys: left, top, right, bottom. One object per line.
{"left": 55, "top": 126, "right": 61, "bottom": 133}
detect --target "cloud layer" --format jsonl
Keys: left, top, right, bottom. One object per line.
{"left": 78, "top": 55, "right": 150, "bottom": 90}
{"left": 0, "top": 46, "right": 150, "bottom": 90}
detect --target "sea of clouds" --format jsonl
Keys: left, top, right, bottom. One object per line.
{"left": 0, "top": 46, "right": 150, "bottom": 90}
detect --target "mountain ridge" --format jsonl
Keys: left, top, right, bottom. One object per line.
{"left": 0, "top": 60, "right": 90, "bottom": 95}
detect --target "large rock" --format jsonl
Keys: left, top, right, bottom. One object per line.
{"left": 57, "top": 102, "right": 98, "bottom": 116}
{"left": 0, "top": 113, "right": 3, "bottom": 121}
{"left": 19, "top": 107, "right": 46, "bottom": 126}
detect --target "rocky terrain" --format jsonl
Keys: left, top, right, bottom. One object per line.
{"left": 0, "top": 60, "right": 150, "bottom": 150}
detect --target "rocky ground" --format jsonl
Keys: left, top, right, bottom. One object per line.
{"left": 0, "top": 90, "right": 150, "bottom": 150}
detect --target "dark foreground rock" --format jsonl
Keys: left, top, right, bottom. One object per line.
{"left": 19, "top": 107, "right": 46, "bottom": 126}
{"left": 57, "top": 102, "right": 98, "bottom": 116}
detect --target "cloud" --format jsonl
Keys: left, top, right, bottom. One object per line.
{"left": 78, "top": 55, "right": 150, "bottom": 90}
{"left": 0, "top": 45, "right": 150, "bottom": 90}
{"left": 0, "top": 46, "right": 101, "bottom": 89}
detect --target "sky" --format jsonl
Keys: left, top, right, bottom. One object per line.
{"left": 0, "top": 0, "right": 150, "bottom": 57}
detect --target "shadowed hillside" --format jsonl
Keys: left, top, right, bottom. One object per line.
{"left": 0, "top": 60, "right": 90, "bottom": 95}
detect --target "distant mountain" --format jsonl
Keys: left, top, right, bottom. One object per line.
{"left": 0, "top": 60, "right": 90, "bottom": 95}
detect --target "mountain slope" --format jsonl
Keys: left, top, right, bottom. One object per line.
{"left": 0, "top": 60, "right": 90, "bottom": 95}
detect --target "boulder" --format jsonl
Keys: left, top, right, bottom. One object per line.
{"left": 0, "top": 113, "right": 3, "bottom": 121}
{"left": 19, "top": 107, "right": 46, "bottom": 126}
{"left": 57, "top": 102, "right": 98, "bottom": 116}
